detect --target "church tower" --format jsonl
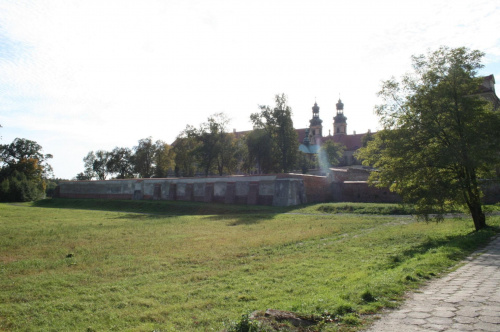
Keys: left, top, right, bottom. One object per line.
{"left": 334, "top": 98, "right": 347, "bottom": 135}
{"left": 309, "top": 102, "right": 323, "bottom": 144}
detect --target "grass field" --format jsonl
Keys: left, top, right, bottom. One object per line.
{"left": 1, "top": 199, "right": 499, "bottom": 331}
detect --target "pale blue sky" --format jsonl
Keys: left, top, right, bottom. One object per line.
{"left": 0, "top": 0, "right": 499, "bottom": 179}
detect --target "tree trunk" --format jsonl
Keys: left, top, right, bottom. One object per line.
{"left": 468, "top": 200, "right": 486, "bottom": 231}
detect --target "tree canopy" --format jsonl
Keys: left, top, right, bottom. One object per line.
{"left": 0, "top": 138, "right": 53, "bottom": 201}
{"left": 251, "top": 94, "right": 299, "bottom": 173}
{"left": 79, "top": 138, "right": 176, "bottom": 180}
{"left": 356, "top": 46, "right": 500, "bottom": 230}
{"left": 318, "top": 140, "right": 345, "bottom": 170}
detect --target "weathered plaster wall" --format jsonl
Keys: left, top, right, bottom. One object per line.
{"left": 56, "top": 175, "right": 314, "bottom": 206}
{"left": 56, "top": 174, "right": 431, "bottom": 206}
{"left": 61, "top": 173, "right": 500, "bottom": 206}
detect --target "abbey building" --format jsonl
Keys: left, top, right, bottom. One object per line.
{"left": 298, "top": 98, "right": 371, "bottom": 166}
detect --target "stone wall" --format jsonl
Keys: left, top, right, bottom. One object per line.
{"left": 56, "top": 174, "right": 311, "bottom": 207}
{"left": 55, "top": 174, "right": 499, "bottom": 206}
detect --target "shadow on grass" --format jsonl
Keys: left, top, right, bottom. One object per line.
{"left": 112, "top": 213, "right": 178, "bottom": 220}
{"left": 31, "top": 198, "right": 303, "bottom": 225}
{"left": 389, "top": 225, "right": 500, "bottom": 269}
{"left": 201, "top": 214, "right": 276, "bottom": 226}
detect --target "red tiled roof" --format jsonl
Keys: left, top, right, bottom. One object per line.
{"left": 325, "top": 133, "right": 365, "bottom": 151}
{"left": 296, "top": 128, "right": 308, "bottom": 143}
{"left": 233, "top": 127, "right": 370, "bottom": 151}
{"left": 295, "top": 127, "right": 369, "bottom": 151}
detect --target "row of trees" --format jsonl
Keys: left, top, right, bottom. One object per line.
{"left": 78, "top": 94, "right": 345, "bottom": 180}
{"left": 77, "top": 138, "right": 175, "bottom": 180}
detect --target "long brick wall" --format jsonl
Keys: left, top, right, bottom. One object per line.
{"left": 55, "top": 174, "right": 500, "bottom": 206}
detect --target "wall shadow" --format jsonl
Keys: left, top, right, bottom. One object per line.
{"left": 31, "top": 198, "right": 308, "bottom": 226}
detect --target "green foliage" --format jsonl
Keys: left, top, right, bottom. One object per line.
{"left": 245, "top": 129, "right": 274, "bottom": 174}
{"left": 107, "top": 147, "right": 134, "bottom": 179}
{"left": 361, "top": 131, "right": 374, "bottom": 148}
{"left": 173, "top": 127, "right": 200, "bottom": 177}
{"left": 312, "top": 203, "right": 420, "bottom": 215}
{"left": 81, "top": 139, "right": 176, "bottom": 180}
{"left": 173, "top": 113, "right": 240, "bottom": 176}
{"left": 356, "top": 46, "right": 500, "bottom": 230}
{"left": 0, "top": 138, "right": 52, "bottom": 202}
{"left": 297, "top": 151, "right": 315, "bottom": 174}
{"left": 0, "top": 170, "right": 45, "bottom": 201}
{"left": 216, "top": 131, "right": 240, "bottom": 176}
{"left": 152, "top": 140, "right": 176, "bottom": 178}
{"left": 45, "top": 178, "right": 62, "bottom": 197}
{"left": 251, "top": 94, "right": 299, "bottom": 173}
{"left": 226, "top": 314, "right": 262, "bottom": 332}
{"left": 318, "top": 140, "right": 345, "bottom": 169}
{"left": 132, "top": 137, "right": 156, "bottom": 178}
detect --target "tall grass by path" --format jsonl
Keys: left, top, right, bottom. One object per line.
{"left": 1, "top": 200, "right": 499, "bottom": 331}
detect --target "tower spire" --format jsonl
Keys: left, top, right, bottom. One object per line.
{"left": 334, "top": 97, "right": 347, "bottom": 135}
{"left": 309, "top": 100, "right": 323, "bottom": 144}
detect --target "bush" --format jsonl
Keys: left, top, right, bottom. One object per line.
{"left": 0, "top": 171, "right": 46, "bottom": 202}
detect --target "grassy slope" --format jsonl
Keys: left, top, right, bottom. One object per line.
{"left": 1, "top": 199, "right": 499, "bottom": 331}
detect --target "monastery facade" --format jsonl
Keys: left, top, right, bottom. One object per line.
{"left": 298, "top": 98, "right": 371, "bottom": 166}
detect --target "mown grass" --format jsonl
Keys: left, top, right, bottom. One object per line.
{"left": 33, "top": 198, "right": 500, "bottom": 216}
{"left": 1, "top": 199, "right": 499, "bottom": 331}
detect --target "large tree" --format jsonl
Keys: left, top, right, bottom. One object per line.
{"left": 216, "top": 132, "right": 239, "bottom": 176}
{"left": 173, "top": 127, "right": 200, "bottom": 177}
{"left": 245, "top": 129, "right": 273, "bottom": 174}
{"left": 194, "top": 114, "right": 227, "bottom": 176}
{"left": 133, "top": 137, "right": 157, "bottom": 178}
{"left": 153, "top": 140, "right": 175, "bottom": 178}
{"left": 107, "top": 147, "right": 134, "bottom": 179}
{"left": 0, "top": 138, "right": 53, "bottom": 201}
{"left": 82, "top": 150, "right": 111, "bottom": 180}
{"left": 356, "top": 47, "right": 500, "bottom": 231}
{"left": 251, "top": 94, "right": 299, "bottom": 173}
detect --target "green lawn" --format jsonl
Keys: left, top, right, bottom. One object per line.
{"left": 1, "top": 199, "right": 499, "bottom": 331}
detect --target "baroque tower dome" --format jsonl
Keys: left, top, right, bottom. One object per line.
{"left": 334, "top": 98, "right": 347, "bottom": 135}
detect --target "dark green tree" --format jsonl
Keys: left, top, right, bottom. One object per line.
{"left": 153, "top": 140, "right": 175, "bottom": 178}
{"left": 193, "top": 113, "right": 230, "bottom": 176}
{"left": 0, "top": 138, "right": 53, "bottom": 201}
{"left": 216, "top": 132, "right": 239, "bottom": 176}
{"left": 356, "top": 46, "right": 500, "bottom": 231}
{"left": 361, "top": 131, "right": 375, "bottom": 147}
{"left": 107, "top": 147, "right": 134, "bottom": 179}
{"left": 251, "top": 94, "right": 299, "bottom": 173}
{"left": 82, "top": 150, "right": 111, "bottom": 180}
{"left": 245, "top": 129, "right": 273, "bottom": 174}
{"left": 173, "top": 126, "right": 200, "bottom": 177}
{"left": 133, "top": 137, "right": 156, "bottom": 178}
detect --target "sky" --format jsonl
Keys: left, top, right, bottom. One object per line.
{"left": 0, "top": 0, "right": 499, "bottom": 179}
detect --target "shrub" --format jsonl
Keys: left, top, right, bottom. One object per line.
{"left": 0, "top": 171, "right": 46, "bottom": 202}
